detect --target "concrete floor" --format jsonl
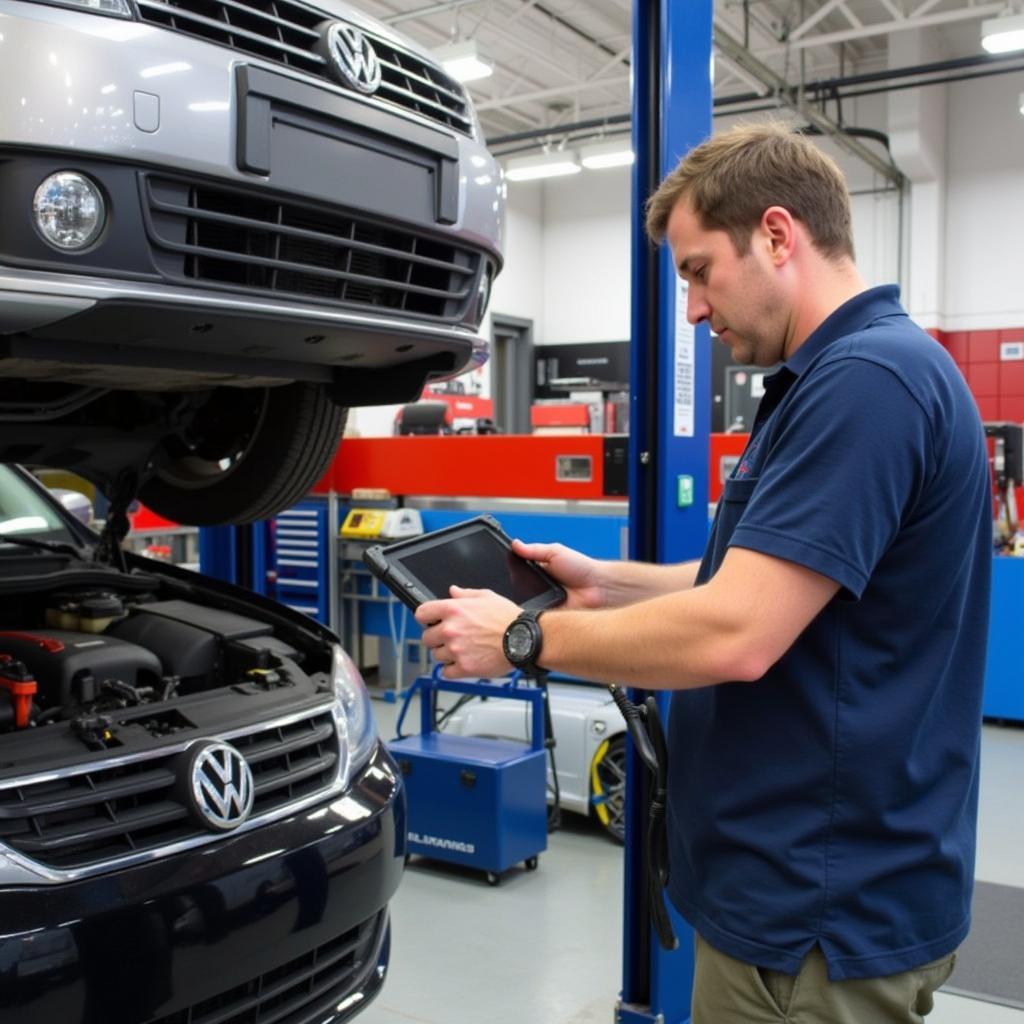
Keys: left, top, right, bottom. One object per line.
{"left": 362, "top": 695, "right": 1024, "bottom": 1024}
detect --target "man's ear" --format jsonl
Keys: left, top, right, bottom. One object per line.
{"left": 761, "top": 206, "right": 797, "bottom": 266}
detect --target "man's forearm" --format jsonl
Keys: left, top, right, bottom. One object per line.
{"left": 598, "top": 558, "right": 702, "bottom": 607}
{"left": 538, "top": 585, "right": 746, "bottom": 688}
{"left": 536, "top": 548, "right": 840, "bottom": 689}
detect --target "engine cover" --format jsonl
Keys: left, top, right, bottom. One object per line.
{"left": 0, "top": 630, "right": 163, "bottom": 710}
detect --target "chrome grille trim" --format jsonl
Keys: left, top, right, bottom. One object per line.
{"left": 136, "top": 0, "right": 328, "bottom": 66}
{"left": 133, "top": 0, "right": 473, "bottom": 135}
{"left": 0, "top": 701, "right": 356, "bottom": 885}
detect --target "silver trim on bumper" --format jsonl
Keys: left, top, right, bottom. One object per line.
{"left": 0, "top": 700, "right": 355, "bottom": 886}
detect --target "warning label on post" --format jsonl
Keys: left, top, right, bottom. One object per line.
{"left": 674, "top": 277, "right": 695, "bottom": 437}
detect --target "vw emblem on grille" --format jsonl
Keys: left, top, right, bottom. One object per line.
{"left": 185, "top": 741, "right": 254, "bottom": 833}
{"left": 327, "top": 22, "right": 382, "bottom": 95}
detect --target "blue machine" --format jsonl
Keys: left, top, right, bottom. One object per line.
{"left": 387, "top": 670, "right": 548, "bottom": 886}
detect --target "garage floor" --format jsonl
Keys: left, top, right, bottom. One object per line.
{"left": 362, "top": 695, "right": 1024, "bottom": 1024}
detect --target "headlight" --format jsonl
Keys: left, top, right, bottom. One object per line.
{"left": 26, "top": 0, "right": 133, "bottom": 16}
{"left": 331, "top": 645, "right": 377, "bottom": 785}
{"left": 33, "top": 173, "right": 106, "bottom": 251}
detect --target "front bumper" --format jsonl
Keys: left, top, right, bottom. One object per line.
{"left": 0, "top": 0, "right": 501, "bottom": 393}
{"left": 0, "top": 742, "right": 406, "bottom": 1024}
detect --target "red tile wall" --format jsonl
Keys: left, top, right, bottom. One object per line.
{"left": 933, "top": 326, "right": 1024, "bottom": 509}
{"left": 932, "top": 326, "right": 1024, "bottom": 426}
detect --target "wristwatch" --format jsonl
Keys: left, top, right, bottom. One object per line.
{"left": 502, "top": 609, "right": 546, "bottom": 675}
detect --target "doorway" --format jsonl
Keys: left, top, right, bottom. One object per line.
{"left": 490, "top": 314, "right": 534, "bottom": 435}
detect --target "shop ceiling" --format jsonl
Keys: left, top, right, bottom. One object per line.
{"left": 358, "top": 0, "right": 1024, "bottom": 182}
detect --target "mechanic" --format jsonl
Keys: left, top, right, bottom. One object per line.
{"left": 415, "top": 123, "right": 992, "bottom": 1024}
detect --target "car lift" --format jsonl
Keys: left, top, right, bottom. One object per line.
{"left": 619, "top": 3, "right": 713, "bottom": 1023}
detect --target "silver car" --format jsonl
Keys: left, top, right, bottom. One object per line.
{"left": 0, "top": 0, "right": 503, "bottom": 525}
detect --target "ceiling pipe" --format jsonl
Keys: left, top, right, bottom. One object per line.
{"left": 488, "top": 59, "right": 1024, "bottom": 157}
{"left": 713, "top": 25, "right": 904, "bottom": 185}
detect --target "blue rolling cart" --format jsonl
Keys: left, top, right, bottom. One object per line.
{"left": 387, "top": 670, "right": 548, "bottom": 886}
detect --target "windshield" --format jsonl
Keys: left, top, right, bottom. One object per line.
{"left": 0, "top": 466, "right": 78, "bottom": 545}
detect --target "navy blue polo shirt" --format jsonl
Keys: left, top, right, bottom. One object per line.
{"left": 666, "top": 285, "right": 992, "bottom": 981}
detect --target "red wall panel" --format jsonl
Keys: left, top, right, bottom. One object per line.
{"left": 999, "top": 361, "right": 1024, "bottom": 396}
{"left": 968, "top": 330, "right": 1001, "bottom": 363}
{"left": 942, "top": 331, "right": 969, "bottom": 364}
{"left": 968, "top": 363, "right": 999, "bottom": 397}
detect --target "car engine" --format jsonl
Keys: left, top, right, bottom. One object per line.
{"left": 0, "top": 584, "right": 324, "bottom": 750}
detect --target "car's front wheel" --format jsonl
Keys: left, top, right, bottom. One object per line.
{"left": 590, "top": 735, "right": 626, "bottom": 844}
{"left": 139, "top": 383, "right": 346, "bottom": 526}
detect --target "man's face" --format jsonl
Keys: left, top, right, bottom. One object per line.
{"left": 665, "top": 200, "right": 789, "bottom": 367}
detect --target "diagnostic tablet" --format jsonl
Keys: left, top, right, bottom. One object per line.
{"left": 363, "top": 515, "right": 566, "bottom": 613}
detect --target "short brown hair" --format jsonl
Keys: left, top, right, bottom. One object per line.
{"left": 645, "top": 121, "right": 854, "bottom": 260}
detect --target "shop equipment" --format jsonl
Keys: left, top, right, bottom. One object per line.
{"left": 387, "top": 668, "right": 548, "bottom": 886}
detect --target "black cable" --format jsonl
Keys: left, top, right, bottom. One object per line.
{"left": 535, "top": 673, "right": 561, "bottom": 833}
{"left": 434, "top": 692, "right": 475, "bottom": 731}
{"left": 608, "top": 685, "right": 677, "bottom": 952}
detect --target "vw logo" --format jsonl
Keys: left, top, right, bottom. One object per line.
{"left": 326, "top": 23, "right": 382, "bottom": 95}
{"left": 186, "top": 741, "right": 254, "bottom": 832}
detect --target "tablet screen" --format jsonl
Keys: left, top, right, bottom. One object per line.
{"left": 399, "top": 528, "right": 553, "bottom": 605}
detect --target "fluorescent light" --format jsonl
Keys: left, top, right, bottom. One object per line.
{"left": 434, "top": 40, "right": 493, "bottom": 83}
{"left": 504, "top": 151, "right": 581, "bottom": 182}
{"left": 981, "top": 11, "right": 1024, "bottom": 53}
{"left": 580, "top": 141, "right": 635, "bottom": 169}
{"left": 1020, "top": 91, "right": 1024, "bottom": 115}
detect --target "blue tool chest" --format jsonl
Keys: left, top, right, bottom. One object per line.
{"left": 272, "top": 501, "right": 329, "bottom": 625}
{"left": 387, "top": 673, "right": 548, "bottom": 883}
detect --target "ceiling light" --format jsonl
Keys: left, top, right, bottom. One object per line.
{"left": 434, "top": 40, "right": 493, "bottom": 83}
{"left": 504, "top": 151, "right": 581, "bottom": 182}
{"left": 981, "top": 10, "right": 1024, "bottom": 53}
{"left": 580, "top": 141, "right": 635, "bottom": 169}
{"left": 1020, "top": 91, "right": 1024, "bottom": 115}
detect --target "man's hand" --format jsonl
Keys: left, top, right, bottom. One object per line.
{"left": 510, "top": 539, "right": 605, "bottom": 609}
{"left": 415, "top": 586, "right": 521, "bottom": 679}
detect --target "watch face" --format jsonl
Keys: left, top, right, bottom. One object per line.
{"left": 507, "top": 622, "right": 534, "bottom": 661}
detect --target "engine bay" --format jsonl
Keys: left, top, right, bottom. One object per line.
{"left": 0, "top": 575, "right": 334, "bottom": 763}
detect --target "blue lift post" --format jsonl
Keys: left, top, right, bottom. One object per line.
{"left": 621, "top": 2, "right": 713, "bottom": 1023}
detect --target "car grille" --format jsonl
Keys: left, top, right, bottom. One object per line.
{"left": 0, "top": 709, "right": 339, "bottom": 871}
{"left": 142, "top": 174, "right": 482, "bottom": 322}
{"left": 148, "top": 912, "right": 385, "bottom": 1024}
{"left": 134, "top": 0, "right": 472, "bottom": 136}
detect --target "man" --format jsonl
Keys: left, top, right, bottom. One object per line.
{"left": 415, "top": 123, "right": 991, "bottom": 1023}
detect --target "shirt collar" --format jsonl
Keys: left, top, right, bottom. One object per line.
{"left": 784, "top": 284, "right": 905, "bottom": 378}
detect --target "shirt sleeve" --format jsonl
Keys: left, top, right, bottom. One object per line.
{"left": 728, "top": 355, "right": 934, "bottom": 599}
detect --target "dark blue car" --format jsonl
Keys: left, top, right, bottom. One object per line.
{"left": 0, "top": 464, "right": 405, "bottom": 1024}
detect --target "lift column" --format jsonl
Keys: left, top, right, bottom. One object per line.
{"left": 620, "top": 2, "right": 713, "bottom": 1023}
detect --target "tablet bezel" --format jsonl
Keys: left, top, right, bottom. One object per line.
{"left": 363, "top": 515, "right": 566, "bottom": 613}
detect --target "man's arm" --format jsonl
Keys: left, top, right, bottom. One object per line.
{"left": 512, "top": 539, "right": 701, "bottom": 609}
{"left": 417, "top": 546, "right": 840, "bottom": 687}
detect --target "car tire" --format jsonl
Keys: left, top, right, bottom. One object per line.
{"left": 590, "top": 734, "right": 626, "bottom": 845}
{"left": 139, "top": 383, "right": 346, "bottom": 526}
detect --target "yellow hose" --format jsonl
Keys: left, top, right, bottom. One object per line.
{"left": 590, "top": 738, "right": 611, "bottom": 826}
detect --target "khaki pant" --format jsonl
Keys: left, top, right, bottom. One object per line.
{"left": 691, "top": 933, "right": 957, "bottom": 1024}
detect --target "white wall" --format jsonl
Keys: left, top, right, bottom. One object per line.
{"left": 943, "top": 72, "right": 1024, "bottom": 330}
{"left": 541, "top": 166, "right": 633, "bottom": 344}
{"left": 851, "top": 189, "right": 901, "bottom": 289}
{"left": 530, "top": 97, "right": 901, "bottom": 350}
{"left": 488, "top": 178, "right": 545, "bottom": 337}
